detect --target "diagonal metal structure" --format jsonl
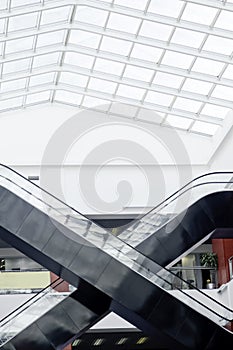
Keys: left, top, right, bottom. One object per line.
{"left": 0, "top": 0, "right": 233, "bottom": 136}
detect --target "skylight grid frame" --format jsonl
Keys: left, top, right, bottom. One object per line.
{"left": 1, "top": 61, "right": 232, "bottom": 114}
{"left": 22, "top": 9, "right": 42, "bottom": 108}
{"left": 1, "top": 24, "right": 232, "bottom": 98}
{"left": 2, "top": 45, "right": 233, "bottom": 89}
{"left": 0, "top": 0, "right": 232, "bottom": 136}
{"left": 4, "top": 62, "right": 227, "bottom": 123}
{"left": 0, "top": 82, "right": 224, "bottom": 125}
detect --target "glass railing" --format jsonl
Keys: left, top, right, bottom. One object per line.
{"left": 0, "top": 277, "right": 69, "bottom": 346}
{"left": 0, "top": 165, "right": 232, "bottom": 330}
{"left": 169, "top": 266, "right": 218, "bottom": 290}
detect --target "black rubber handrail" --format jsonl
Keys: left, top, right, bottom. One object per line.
{"left": 0, "top": 277, "right": 66, "bottom": 328}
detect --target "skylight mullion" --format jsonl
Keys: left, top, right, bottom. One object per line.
{"left": 143, "top": 0, "right": 152, "bottom": 14}
{"left": 161, "top": 83, "right": 186, "bottom": 125}
{"left": 183, "top": 0, "right": 233, "bottom": 12}
{"left": 187, "top": 100, "right": 207, "bottom": 132}
{"left": 50, "top": 4, "right": 76, "bottom": 102}
{"left": 204, "top": 10, "right": 233, "bottom": 94}
{"left": 173, "top": 6, "right": 223, "bottom": 133}
{"left": 0, "top": 63, "right": 3, "bottom": 80}
{"left": 187, "top": 119, "right": 195, "bottom": 133}
{"left": 160, "top": 92, "right": 181, "bottom": 126}
{"left": 36, "top": 9, "right": 43, "bottom": 31}
{"left": 134, "top": 88, "right": 150, "bottom": 120}
{"left": 110, "top": 38, "right": 138, "bottom": 102}
{"left": 7, "top": 0, "right": 12, "bottom": 11}
{"left": 179, "top": 5, "right": 221, "bottom": 81}
{"left": 115, "top": 0, "right": 145, "bottom": 91}
{"left": 144, "top": 4, "right": 192, "bottom": 123}
{"left": 2, "top": 15, "right": 9, "bottom": 62}
{"left": 31, "top": 10, "right": 42, "bottom": 70}
{"left": 185, "top": 8, "right": 221, "bottom": 73}
{"left": 185, "top": 80, "right": 220, "bottom": 132}
{"left": 139, "top": 20, "right": 178, "bottom": 115}
{"left": 206, "top": 47, "right": 233, "bottom": 103}
{"left": 22, "top": 59, "right": 34, "bottom": 106}
{"left": 102, "top": 1, "right": 120, "bottom": 120}
{"left": 23, "top": 9, "right": 43, "bottom": 107}
{"left": 122, "top": 14, "right": 145, "bottom": 73}
{"left": 79, "top": 8, "right": 112, "bottom": 109}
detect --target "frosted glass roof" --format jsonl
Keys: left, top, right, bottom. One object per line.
{"left": 0, "top": 0, "right": 233, "bottom": 136}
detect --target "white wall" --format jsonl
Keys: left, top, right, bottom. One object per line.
{"left": 210, "top": 124, "right": 233, "bottom": 171}
{"left": 0, "top": 103, "right": 212, "bottom": 215}
{"left": 9, "top": 163, "right": 207, "bottom": 215}
{"left": 0, "top": 104, "right": 212, "bottom": 166}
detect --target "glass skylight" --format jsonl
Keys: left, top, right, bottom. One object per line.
{"left": 0, "top": 0, "right": 233, "bottom": 136}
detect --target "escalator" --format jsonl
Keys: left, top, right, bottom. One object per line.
{"left": 0, "top": 278, "right": 111, "bottom": 350}
{"left": 118, "top": 172, "right": 233, "bottom": 267}
{"left": 0, "top": 165, "right": 232, "bottom": 349}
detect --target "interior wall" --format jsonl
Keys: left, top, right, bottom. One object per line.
{"left": 210, "top": 123, "right": 233, "bottom": 171}
{"left": 0, "top": 104, "right": 212, "bottom": 166}
{"left": 0, "top": 104, "right": 216, "bottom": 214}
{"left": 11, "top": 164, "right": 208, "bottom": 215}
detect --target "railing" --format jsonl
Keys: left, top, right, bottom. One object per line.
{"left": 169, "top": 266, "right": 217, "bottom": 290}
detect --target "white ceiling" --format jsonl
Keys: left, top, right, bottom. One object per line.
{"left": 0, "top": 0, "right": 233, "bottom": 136}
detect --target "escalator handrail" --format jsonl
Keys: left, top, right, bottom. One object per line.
{"left": 0, "top": 277, "right": 65, "bottom": 327}
{"left": 135, "top": 180, "right": 233, "bottom": 224}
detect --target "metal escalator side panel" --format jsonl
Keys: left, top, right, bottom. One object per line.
{"left": 137, "top": 191, "right": 233, "bottom": 267}
{"left": 0, "top": 287, "right": 111, "bottom": 350}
